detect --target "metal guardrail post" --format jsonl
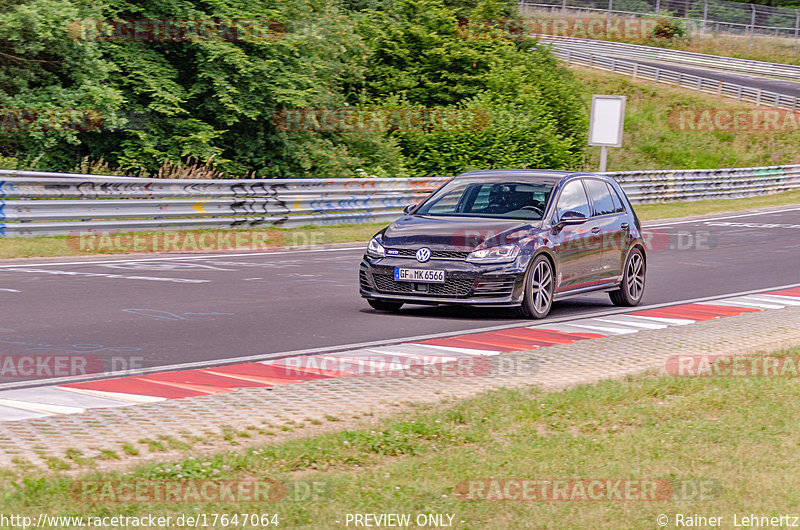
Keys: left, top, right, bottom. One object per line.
{"left": 756, "top": 88, "right": 762, "bottom": 105}
{"left": 702, "top": 0, "right": 708, "bottom": 41}
{"left": 795, "top": 12, "right": 799, "bottom": 54}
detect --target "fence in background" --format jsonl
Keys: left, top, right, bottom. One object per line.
{"left": 1, "top": 166, "right": 798, "bottom": 237}
{"left": 537, "top": 34, "right": 800, "bottom": 80}
{"left": 549, "top": 45, "right": 800, "bottom": 109}
{"left": 520, "top": 0, "right": 800, "bottom": 50}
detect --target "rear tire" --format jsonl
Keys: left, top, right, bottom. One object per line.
{"left": 368, "top": 299, "right": 404, "bottom": 312}
{"left": 515, "top": 254, "right": 554, "bottom": 319}
{"left": 609, "top": 247, "right": 646, "bottom": 307}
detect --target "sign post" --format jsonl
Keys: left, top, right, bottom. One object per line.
{"left": 588, "top": 95, "right": 626, "bottom": 172}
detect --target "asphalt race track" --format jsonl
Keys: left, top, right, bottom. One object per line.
{"left": 629, "top": 59, "right": 800, "bottom": 98}
{"left": 0, "top": 206, "right": 798, "bottom": 386}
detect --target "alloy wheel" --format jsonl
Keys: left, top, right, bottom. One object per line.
{"left": 626, "top": 252, "right": 644, "bottom": 301}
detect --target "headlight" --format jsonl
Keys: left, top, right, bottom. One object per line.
{"left": 466, "top": 244, "right": 520, "bottom": 264}
{"left": 366, "top": 236, "right": 386, "bottom": 258}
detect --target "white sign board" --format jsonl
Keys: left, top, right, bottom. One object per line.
{"left": 588, "top": 95, "right": 626, "bottom": 147}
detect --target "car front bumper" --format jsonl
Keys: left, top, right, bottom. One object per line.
{"left": 358, "top": 255, "right": 526, "bottom": 306}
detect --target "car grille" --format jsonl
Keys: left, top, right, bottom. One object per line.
{"left": 359, "top": 270, "right": 371, "bottom": 291}
{"left": 372, "top": 274, "right": 474, "bottom": 297}
{"left": 473, "top": 279, "right": 516, "bottom": 297}
{"left": 387, "top": 248, "right": 469, "bottom": 260}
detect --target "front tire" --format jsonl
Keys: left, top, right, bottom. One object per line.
{"left": 609, "top": 247, "right": 646, "bottom": 307}
{"left": 367, "top": 299, "right": 404, "bottom": 312}
{"left": 515, "top": 255, "right": 554, "bottom": 319}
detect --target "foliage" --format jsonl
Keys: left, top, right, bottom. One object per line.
{"left": 650, "top": 17, "right": 687, "bottom": 39}
{"left": 0, "top": 0, "right": 588, "bottom": 177}
{"left": 353, "top": 0, "right": 588, "bottom": 176}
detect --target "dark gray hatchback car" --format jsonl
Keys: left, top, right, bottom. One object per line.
{"left": 359, "top": 170, "right": 646, "bottom": 318}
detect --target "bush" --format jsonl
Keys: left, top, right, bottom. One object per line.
{"left": 651, "top": 17, "right": 687, "bottom": 39}
{"left": 0, "top": 0, "right": 588, "bottom": 177}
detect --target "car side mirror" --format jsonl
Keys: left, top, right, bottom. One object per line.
{"left": 559, "top": 210, "right": 588, "bottom": 225}
{"left": 403, "top": 204, "right": 415, "bottom": 215}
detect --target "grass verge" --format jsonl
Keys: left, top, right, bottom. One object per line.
{"left": 0, "top": 224, "right": 386, "bottom": 260}
{"left": 573, "top": 67, "right": 800, "bottom": 171}
{"left": 2, "top": 346, "right": 800, "bottom": 528}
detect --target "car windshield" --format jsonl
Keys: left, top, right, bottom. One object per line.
{"left": 415, "top": 179, "right": 555, "bottom": 220}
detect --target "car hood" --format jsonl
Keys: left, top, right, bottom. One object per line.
{"left": 382, "top": 215, "right": 540, "bottom": 251}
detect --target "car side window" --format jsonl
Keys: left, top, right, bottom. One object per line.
{"left": 607, "top": 183, "right": 626, "bottom": 213}
{"left": 585, "top": 179, "right": 616, "bottom": 217}
{"left": 555, "top": 180, "right": 591, "bottom": 220}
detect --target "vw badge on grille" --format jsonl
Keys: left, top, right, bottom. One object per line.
{"left": 415, "top": 247, "right": 431, "bottom": 263}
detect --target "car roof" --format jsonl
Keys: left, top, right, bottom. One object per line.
{"left": 455, "top": 169, "right": 601, "bottom": 182}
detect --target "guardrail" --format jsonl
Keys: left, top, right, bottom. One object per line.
{"left": 520, "top": 0, "right": 800, "bottom": 51}
{"left": 537, "top": 35, "right": 800, "bottom": 80}
{"left": 549, "top": 46, "right": 800, "bottom": 109}
{"left": 0, "top": 171, "right": 450, "bottom": 237}
{"left": 607, "top": 165, "right": 800, "bottom": 203}
{"left": 1, "top": 166, "right": 798, "bottom": 237}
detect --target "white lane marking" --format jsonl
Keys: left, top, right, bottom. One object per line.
{"left": 3, "top": 280, "right": 800, "bottom": 392}
{"left": 57, "top": 387, "right": 165, "bottom": 403}
{"left": 0, "top": 288, "right": 19, "bottom": 292}
{"left": 744, "top": 294, "right": 800, "bottom": 306}
{"left": 554, "top": 323, "right": 640, "bottom": 335}
{"left": 0, "top": 399, "right": 83, "bottom": 415}
{"left": 645, "top": 207, "right": 800, "bottom": 228}
{"left": 362, "top": 349, "right": 448, "bottom": 363}
{"left": 317, "top": 354, "right": 402, "bottom": 370}
{"left": 535, "top": 323, "right": 625, "bottom": 335}
{"left": 0, "top": 246, "right": 365, "bottom": 269}
{"left": 594, "top": 317, "right": 668, "bottom": 329}
{"left": 0, "top": 207, "right": 794, "bottom": 270}
{"left": 704, "top": 221, "right": 800, "bottom": 229}
{"left": 413, "top": 344, "right": 500, "bottom": 356}
{"left": 703, "top": 298, "right": 784, "bottom": 309}
{"left": 573, "top": 318, "right": 655, "bottom": 332}
{"left": 616, "top": 315, "right": 695, "bottom": 326}
{"left": 0, "top": 268, "right": 208, "bottom": 283}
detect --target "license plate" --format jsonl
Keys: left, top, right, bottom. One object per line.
{"left": 394, "top": 268, "right": 445, "bottom": 283}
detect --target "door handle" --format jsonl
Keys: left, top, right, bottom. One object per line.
{"left": 620, "top": 223, "right": 629, "bottom": 230}
{"left": 591, "top": 227, "right": 601, "bottom": 234}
